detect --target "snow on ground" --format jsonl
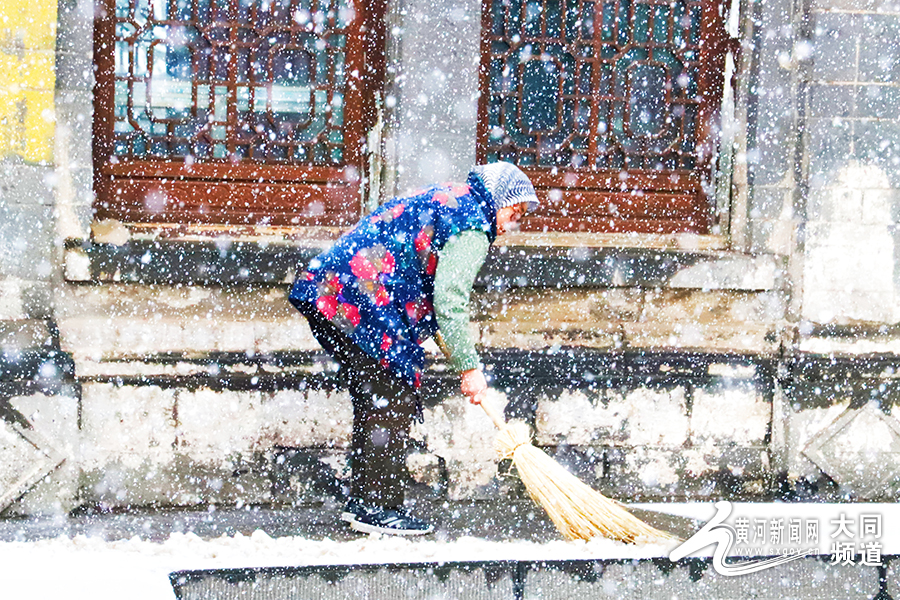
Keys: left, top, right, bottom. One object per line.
{"left": 0, "top": 529, "right": 672, "bottom": 600}
{"left": 3, "top": 502, "right": 900, "bottom": 600}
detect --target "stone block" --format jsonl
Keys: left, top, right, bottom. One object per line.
{"left": 691, "top": 385, "right": 770, "bottom": 445}
{"left": 475, "top": 287, "right": 633, "bottom": 349}
{"left": 804, "top": 289, "right": 895, "bottom": 324}
{"left": 0, "top": 419, "right": 56, "bottom": 513}
{"left": 811, "top": 12, "right": 860, "bottom": 83}
{"left": 667, "top": 255, "right": 779, "bottom": 291}
{"left": 57, "top": 317, "right": 111, "bottom": 360}
{"left": 534, "top": 389, "right": 626, "bottom": 447}
{"left": 749, "top": 219, "right": 775, "bottom": 255}
{"left": 806, "top": 188, "right": 862, "bottom": 223}
{"left": 751, "top": 187, "right": 792, "bottom": 221}
{"left": 807, "top": 118, "right": 855, "bottom": 188}
{"left": 181, "top": 320, "right": 219, "bottom": 354}
{"left": 642, "top": 290, "right": 783, "bottom": 325}
{"left": 804, "top": 236, "right": 892, "bottom": 291}
{"left": 806, "top": 220, "right": 892, "bottom": 250}
{"left": 782, "top": 400, "right": 852, "bottom": 482}
{"left": 255, "top": 319, "right": 321, "bottom": 352}
{"left": 0, "top": 280, "right": 29, "bottom": 320}
{"left": 857, "top": 83, "right": 900, "bottom": 119}
{"left": 474, "top": 290, "right": 599, "bottom": 326}
{"left": 413, "top": 393, "right": 502, "bottom": 500}
{"left": 809, "top": 83, "right": 855, "bottom": 119}
{"left": 859, "top": 14, "right": 900, "bottom": 83}
{"left": 80, "top": 452, "right": 274, "bottom": 508}
{"left": 588, "top": 288, "right": 645, "bottom": 321}
{"left": 862, "top": 188, "right": 900, "bottom": 224}
{"left": 824, "top": 188, "right": 864, "bottom": 223}
{"left": 113, "top": 318, "right": 187, "bottom": 356}
{"left": 624, "top": 321, "right": 777, "bottom": 354}
{"left": 802, "top": 402, "right": 900, "bottom": 498}
{"left": 802, "top": 221, "right": 894, "bottom": 323}
{"left": 619, "top": 446, "right": 684, "bottom": 492}
{"left": 0, "top": 392, "right": 77, "bottom": 516}
{"left": 258, "top": 389, "right": 352, "bottom": 449}
{"left": 854, "top": 121, "right": 900, "bottom": 187}
{"left": 480, "top": 320, "right": 619, "bottom": 351}
{"left": 80, "top": 382, "right": 177, "bottom": 470}
{"left": 618, "top": 387, "right": 689, "bottom": 447}
{"left": 175, "top": 388, "right": 264, "bottom": 462}
{"left": 0, "top": 319, "right": 53, "bottom": 350}
{"left": 57, "top": 283, "right": 321, "bottom": 357}
{"left": 678, "top": 445, "right": 767, "bottom": 483}
{"left": 214, "top": 321, "right": 257, "bottom": 353}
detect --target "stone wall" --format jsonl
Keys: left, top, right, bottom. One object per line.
{"left": 3, "top": 0, "right": 900, "bottom": 518}
{"left": 803, "top": 2, "right": 900, "bottom": 324}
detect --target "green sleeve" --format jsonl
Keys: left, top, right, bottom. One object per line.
{"left": 433, "top": 229, "right": 490, "bottom": 372}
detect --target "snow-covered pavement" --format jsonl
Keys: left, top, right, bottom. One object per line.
{"left": 0, "top": 529, "right": 673, "bottom": 600}
{"left": 3, "top": 502, "right": 900, "bottom": 600}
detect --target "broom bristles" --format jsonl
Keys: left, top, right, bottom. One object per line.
{"left": 496, "top": 421, "right": 676, "bottom": 544}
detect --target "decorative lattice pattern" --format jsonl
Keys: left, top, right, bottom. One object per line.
{"left": 483, "top": 0, "right": 708, "bottom": 171}
{"left": 112, "top": 0, "right": 352, "bottom": 165}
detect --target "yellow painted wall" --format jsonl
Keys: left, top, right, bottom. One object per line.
{"left": 0, "top": 1, "right": 57, "bottom": 163}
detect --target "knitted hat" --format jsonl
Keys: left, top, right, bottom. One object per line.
{"left": 469, "top": 162, "right": 540, "bottom": 214}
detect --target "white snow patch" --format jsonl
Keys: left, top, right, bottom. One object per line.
{"left": 0, "top": 530, "right": 673, "bottom": 600}
{"left": 8, "top": 501, "right": 900, "bottom": 599}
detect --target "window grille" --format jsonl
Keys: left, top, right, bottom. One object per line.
{"left": 478, "top": 0, "right": 729, "bottom": 233}
{"left": 93, "top": 0, "right": 382, "bottom": 227}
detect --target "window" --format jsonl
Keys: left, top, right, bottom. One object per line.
{"left": 478, "top": 0, "right": 729, "bottom": 233}
{"left": 93, "top": 0, "right": 384, "bottom": 228}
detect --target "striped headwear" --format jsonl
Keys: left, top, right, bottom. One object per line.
{"left": 469, "top": 161, "right": 540, "bottom": 214}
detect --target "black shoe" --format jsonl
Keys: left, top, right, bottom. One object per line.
{"left": 340, "top": 497, "right": 377, "bottom": 523}
{"left": 341, "top": 498, "right": 434, "bottom": 536}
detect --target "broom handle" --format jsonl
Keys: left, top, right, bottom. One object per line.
{"left": 434, "top": 331, "right": 507, "bottom": 430}
{"left": 479, "top": 399, "right": 507, "bottom": 429}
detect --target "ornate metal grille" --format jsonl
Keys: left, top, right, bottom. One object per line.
{"left": 478, "top": 0, "right": 728, "bottom": 233}
{"left": 93, "top": 0, "right": 380, "bottom": 227}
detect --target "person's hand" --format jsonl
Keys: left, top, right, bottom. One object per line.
{"left": 460, "top": 368, "right": 488, "bottom": 404}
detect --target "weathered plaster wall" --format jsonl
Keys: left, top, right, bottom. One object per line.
{"left": 0, "top": 0, "right": 83, "bottom": 519}
{"left": 0, "top": 0, "right": 60, "bottom": 314}
{"left": 7, "top": 0, "right": 900, "bottom": 517}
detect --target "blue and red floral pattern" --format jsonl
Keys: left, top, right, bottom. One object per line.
{"left": 289, "top": 175, "right": 496, "bottom": 388}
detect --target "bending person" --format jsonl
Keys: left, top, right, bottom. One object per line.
{"left": 289, "top": 161, "right": 539, "bottom": 536}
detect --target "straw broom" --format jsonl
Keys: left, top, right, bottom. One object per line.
{"left": 435, "top": 333, "right": 676, "bottom": 544}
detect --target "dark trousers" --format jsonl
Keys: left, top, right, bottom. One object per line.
{"left": 304, "top": 311, "right": 418, "bottom": 509}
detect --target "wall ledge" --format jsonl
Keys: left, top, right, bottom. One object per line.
{"left": 64, "top": 238, "right": 782, "bottom": 291}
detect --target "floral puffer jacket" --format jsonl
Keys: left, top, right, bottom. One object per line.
{"left": 289, "top": 173, "right": 496, "bottom": 388}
